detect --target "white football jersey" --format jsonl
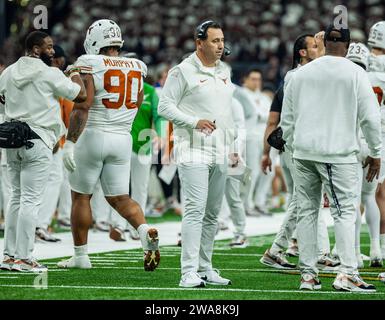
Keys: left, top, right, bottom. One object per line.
{"left": 368, "top": 71, "right": 385, "bottom": 133}
{"left": 75, "top": 54, "right": 147, "bottom": 134}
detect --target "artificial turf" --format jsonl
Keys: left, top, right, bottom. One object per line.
{"left": 1, "top": 226, "right": 385, "bottom": 300}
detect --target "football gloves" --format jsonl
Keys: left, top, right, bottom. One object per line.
{"left": 62, "top": 140, "right": 76, "bottom": 172}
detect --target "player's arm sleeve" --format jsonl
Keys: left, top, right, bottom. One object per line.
{"left": 281, "top": 77, "right": 295, "bottom": 151}
{"left": 270, "top": 84, "right": 284, "bottom": 113}
{"left": 50, "top": 69, "right": 81, "bottom": 101}
{"left": 158, "top": 67, "right": 199, "bottom": 129}
{"left": 74, "top": 55, "right": 94, "bottom": 74}
{"left": 357, "top": 74, "right": 382, "bottom": 159}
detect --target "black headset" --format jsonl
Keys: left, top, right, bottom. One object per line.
{"left": 195, "top": 20, "right": 231, "bottom": 56}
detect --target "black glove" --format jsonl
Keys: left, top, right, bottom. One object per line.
{"left": 267, "top": 126, "right": 286, "bottom": 152}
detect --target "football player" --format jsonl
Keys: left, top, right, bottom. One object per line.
{"left": 346, "top": 42, "right": 383, "bottom": 268}
{"left": 57, "top": 20, "right": 160, "bottom": 271}
{"left": 367, "top": 21, "right": 385, "bottom": 264}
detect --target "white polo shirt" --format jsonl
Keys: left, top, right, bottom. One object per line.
{"left": 0, "top": 57, "right": 80, "bottom": 149}
{"left": 158, "top": 52, "right": 235, "bottom": 163}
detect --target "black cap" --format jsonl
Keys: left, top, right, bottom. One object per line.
{"left": 324, "top": 24, "right": 350, "bottom": 43}
{"left": 53, "top": 45, "right": 66, "bottom": 58}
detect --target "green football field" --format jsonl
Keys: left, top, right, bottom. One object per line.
{"left": 1, "top": 227, "right": 385, "bottom": 300}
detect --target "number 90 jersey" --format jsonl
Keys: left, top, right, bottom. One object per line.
{"left": 368, "top": 71, "right": 385, "bottom": 133}
{"left": 75, "top": 54, "right": 147, "bottom": 134}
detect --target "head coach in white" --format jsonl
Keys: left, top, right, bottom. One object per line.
{"left": 281, "top": 24, "right": 381, "bottom": 292}
{"left": 0, "top": 31, "right": 86, "bottom": 272}
{"left": 158, "top": 20, "right": 236, "bottom": 287}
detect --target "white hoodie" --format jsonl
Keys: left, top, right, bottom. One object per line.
{"left": 158, "top": 52, "right": 235, "bottom": 163}
{"left": 0, "top": 57, "right": 80, "bottom": 149}
{"left": 281, "top": 55, "right": 381, "bottom": 163}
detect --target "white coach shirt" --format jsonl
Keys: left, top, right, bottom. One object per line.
{"left": 0, "top": 57, "right": 80, "bottom": 149}
{"left": 158, "top": 52, "right": 235, "bottom": 163}
{"left": 281, "top": 55, "right": 381, "bottom": 164}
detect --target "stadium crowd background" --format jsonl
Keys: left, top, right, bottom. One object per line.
{"left": 1, "top": 0, "right": 384, "bottom": 89}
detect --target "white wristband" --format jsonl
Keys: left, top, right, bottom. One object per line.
{"left": 69, "top": 72, "right": 80, "bottom": 79}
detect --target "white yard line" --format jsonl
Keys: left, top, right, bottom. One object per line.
{"left": 0, "top": 283, "right": 382, "bottom": 295}
{"left": 0, "top": 214, "right": 307, "bottom": 260}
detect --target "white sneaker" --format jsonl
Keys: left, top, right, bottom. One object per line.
{"left": 109, "top": 226, "right": 127, "bottom": 242}
{"left": 198, "top": 269, "right": 231, "bottom": 285}
{"left": 286, "top": 240, "right": 299, "bottom": 257}
{"left": 260, "top": 249, "right": 297, "bottom": 269}
{"left": 35, "top": 228, "right": 61, "bottom": 243}
{"left": 12, "top": 258, "right": 48, "bottom": 273}
{"left": 57, "top": 255, "right": 92, "bottom": 269}
{"left": 179, "top": 271, "right": 206, "bottom": 288}
{"left": 57, "top": 217, "right": 71, "bottom": 230}
{"left": 299, "top": 273, "right": 322, "bottom": 290}
{"left": 94, "top": 221, "right": 110, "bottom": 232}
{"left": 332, "top": 273, "right": 376, "bottom": 292}
{"left": 126, "top": 224, "right": 140, "bottom": 240}
{"left": 317, "top": 253, "right": 340, "bottom": 270}
{"left": 0, "top": 255, "right": 15, "bottom": 271}
{"left": 229, "top": 235, "right": 248, "bottom": 248}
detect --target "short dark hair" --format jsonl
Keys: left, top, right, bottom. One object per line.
{"left": 25, "top": 31, "right": 50, "bottom": 51}
{"left": 244, "top": 68, "right": 263, "bottom": 78}
{"left": 194, "top": 20, "right": 222, "bottom": 40}
{"left": 53, "top": 45, "right": 65, "bottom": 58}
{"left": 292, "top": 33, "right": 313, "bottom": 69}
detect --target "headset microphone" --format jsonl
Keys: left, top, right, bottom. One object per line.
{"left": 196, "top": 20, "right": 231, "bottom": 56}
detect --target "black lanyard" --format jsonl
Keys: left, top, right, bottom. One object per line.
{"left": 325, "top": 163, "right": 342, "bottom": 217}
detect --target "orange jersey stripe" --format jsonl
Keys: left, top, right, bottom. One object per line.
{"left": 59, "top": 98, "right": 74, "bottom": 148}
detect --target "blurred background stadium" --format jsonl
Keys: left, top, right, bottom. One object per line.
{"left": 1, "top": 0, "right": 384, "bottom": 89}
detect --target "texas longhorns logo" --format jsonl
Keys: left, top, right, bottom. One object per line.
{"left": 220, "top": 77, "right": 228, "bottom": 84}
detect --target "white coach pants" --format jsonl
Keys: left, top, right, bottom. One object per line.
{"left": 294, "top": 159, "right": 358, "bottom": 276}
{"left": 244, "top": 135, "right": 262, "bottom": 211}
{"left": 4, "top": 140, "right": 52, "bottom": 260}
{"left": 57, "top": 164, "right": 71, "bottom": 222}
{"left": 38, "top": 149, "right": 64, "bottom": 229}
{"left": 1, "top": 164, "right": 11, "bottom": 219}
{"left": 271, "top": 150, "right": 297, "bottom": 250}
{"left": 178, "top": 162, "right": 227, "bottom": 274}
{"left": 224, "top": 176, "right": 246, "bottom": 237}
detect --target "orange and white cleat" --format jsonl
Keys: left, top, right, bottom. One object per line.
{"left": 144, "top": 228, "right": 160, "bottom": 271}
